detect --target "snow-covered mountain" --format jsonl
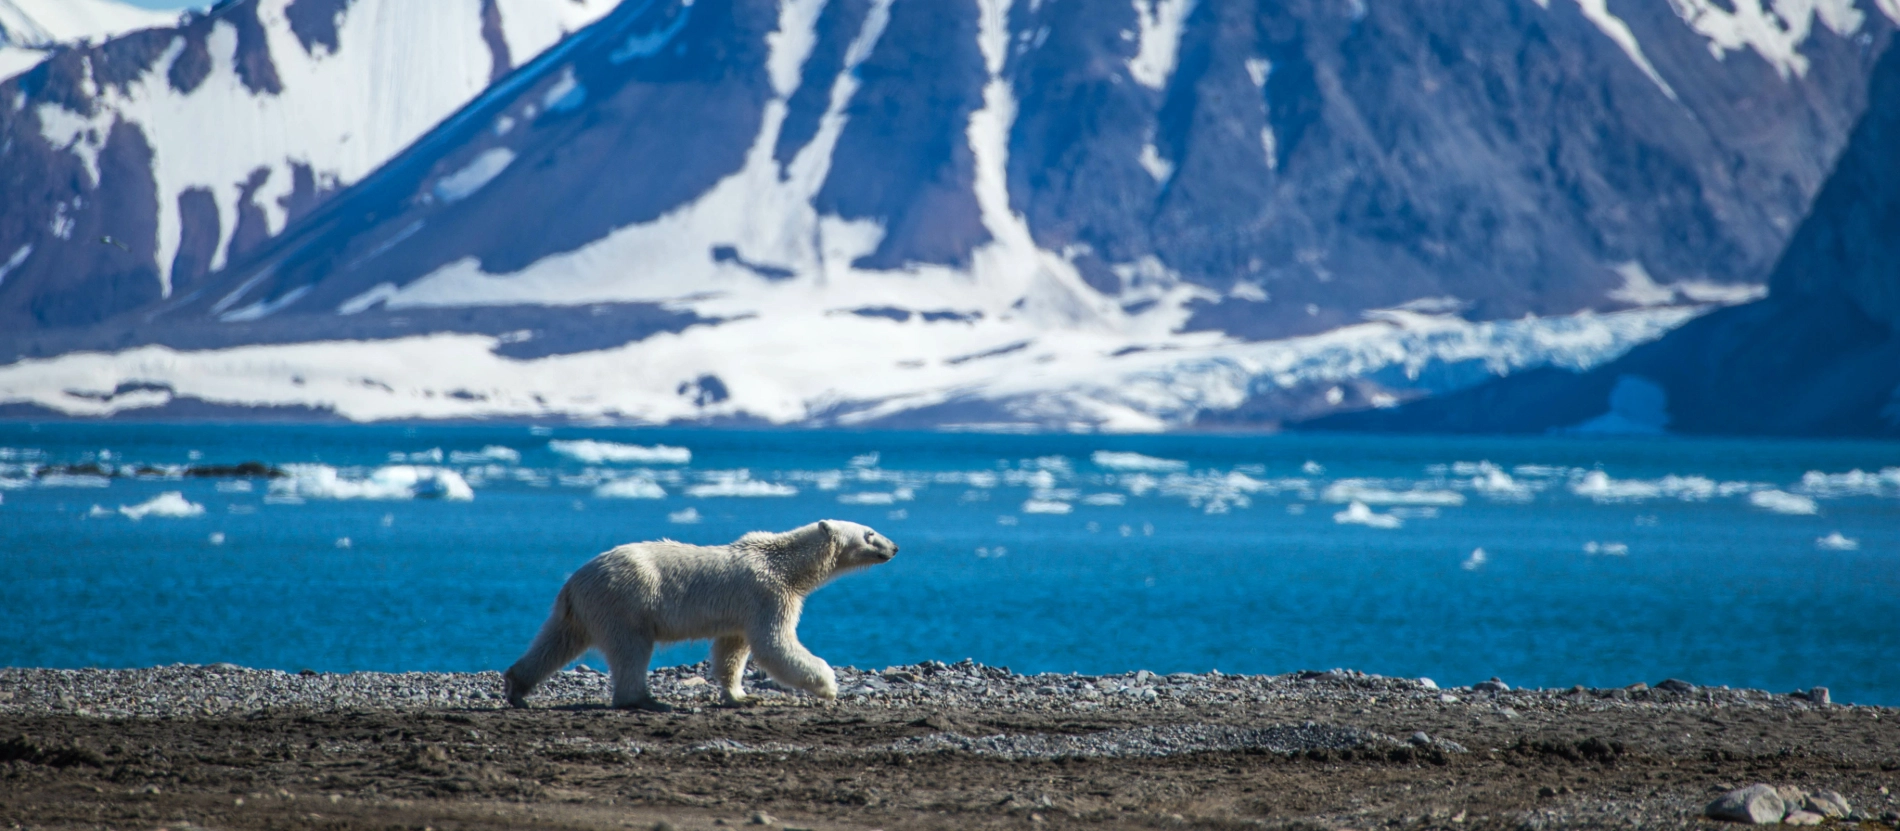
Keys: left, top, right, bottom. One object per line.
{"left": 0, "top": 0, "right": 177, "bottom": 81}
{"left": 1317, "top": 36, "right": 1900, "bottom": 438}
{"left": 0, "top": 0, "right": 617, "bottom": 326}
{"left": 0, "top": 0, "right": 1895, "bottom": 430}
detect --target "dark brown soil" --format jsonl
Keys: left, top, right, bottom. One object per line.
{"left": 5, "top": 689, "right": 1899, "bottom": 830}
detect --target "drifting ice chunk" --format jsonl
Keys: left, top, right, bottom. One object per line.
{"left": 1333, "top": 501, "right": 1401, "bottom": 528}
{"left": 1021, "top": 499, "right": 1073, "bottom": 514}
{"left": 271, "top": 465, "right": 474, "bottom": 501}
{"left": 449, "top": 446, "right": 522, "bottom": 464}
{"left": 1814, "top": 532, "right": 1859, "bottom": 551}
{"left": 668, "top": 507, "right": 702, "bottom": 524}
{"left": 548, "top": 440, "right": 691, "bottom": 464}
{"left": 594, "top": 477, "right": 666, "bottom": 499}
{"left": 118, "top": 491, "right": 205, "bottom": 520}
{"left": 1749, "top": 490, "right": 1818, "bottom": 515}
{"left": 1082, "top": 493, "right": 1127, "bottom": 506}
{"left": 1570, "top": 470, "right": 1662, "bottom": 501}
{"left": 1092, "top": 451, "right": 1187, "bottom": 472}
{"left": 1322, "top": 480, "right": 1465, "bottom": 506}
{"left": 686, "top": 472, "right": 796, "bottom": 498}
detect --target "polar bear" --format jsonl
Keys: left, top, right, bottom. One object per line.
{"left": 502, "top": 520, "right": 897, "bottom": 711}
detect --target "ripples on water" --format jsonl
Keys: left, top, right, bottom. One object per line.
{"left": 2, "top": 424, "right": 1896, "bottom": 704}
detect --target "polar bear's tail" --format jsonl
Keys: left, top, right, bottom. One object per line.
{"left": 502, "top": 588, "right": 590, "bottom": 707}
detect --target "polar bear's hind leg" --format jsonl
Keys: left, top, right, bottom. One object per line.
{"left": 503, "top": 593, "right": 591, "bottom": 708}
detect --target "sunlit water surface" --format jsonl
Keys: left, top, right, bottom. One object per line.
{"left": 3, "top": 424, "right": 1895, "bottom": 704}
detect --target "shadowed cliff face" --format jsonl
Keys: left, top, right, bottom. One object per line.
{"left": 1307, "top": 41, "right": 1900, "bottom": 438}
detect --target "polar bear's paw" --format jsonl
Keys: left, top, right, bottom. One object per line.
{"left": 613, "top": 696, "right": 675, "bottom": 713}
{"left": 502, "top": 670, "right": 529, "bottom": 709}
{"left": 717, "top": 693, "right": 762, "bottom": 708}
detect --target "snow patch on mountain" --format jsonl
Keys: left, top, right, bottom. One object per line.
{"left": 0, "top": 0, "right": 177, "bottom": 80}
{"left": 1663, "top": 0, "right": 1896, "bottom": 79}
{"left": 30, "top": 0, "right": 614, "bottom": 297}
{"left": 0, "top": 303, "right": 1705, "bottom": 430}
{"left": 1128, "top": 0, "right": 1194, "bottom": 91}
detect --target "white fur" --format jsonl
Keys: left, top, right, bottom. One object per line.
{"left": 503, "top": 519, "right": 896, "bottom": 710}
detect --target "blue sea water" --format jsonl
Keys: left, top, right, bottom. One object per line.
{"left": 2, "top": 423, "right": 1896, "bottom": 704}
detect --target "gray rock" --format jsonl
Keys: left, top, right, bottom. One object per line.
{"left": 1705, "top": 784, "right": 1785, "bottom": 824}
{"left": 1805, "top": 791, "right": 1851, "bottom": 819}
{"left": 1808, "top": 687, "right": 1831, "bottom": 706}
{"left": 1782, "top": 810, "right": 1823, "bottom": 825}
{"left": 1473, "top": 677, "right": 1509, "bottom": 693}
{"left": 1656, "top": 678, "right": 1695, "bottom": 693}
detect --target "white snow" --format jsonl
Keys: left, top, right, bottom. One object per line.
{"left": 548, "top": 439, "right": 690, "bottom": 464}
{"left": 117, "top": 490, "right": 204, "bottom": 519}
{"left": 1333, "top": 500, "right": 1401, "bottom": 528}
{"left": 0, "top": 243, "right": 31, "bottom": 287}
{"left": 1749, "top": 489, "right": 1818, "bottom": 515}
{"left": 0, "top": 301, "right": 1712, "bottom": 430}
{"left": 1137, "top": 142, "right": 1173, "bottom": 183}
{"left": 269, "top": 464, "right": 474, "bottom": 501}
{"left": 1814, "top": 531, "right": 1859, "bottom": 551}
{"left": 1091, "top": 450, "right": 1186, "bottom": 471}
{"left": 433, "top": 147, "right": 516, "bottom": 204}
{"left": 1127, "top": 0, "right": 1195, "bottom": 90}
{"left": 1566, "top": 0, "right": 1678, "bottom": 99}
{"left": 32, "top": 0, "right": 613, "bottom": 297}
{"left": 0, "top": 0, "right": 177, "bottom": 81}
{"left": 1663, "top": 0, "right": 1895, "bottom": 79}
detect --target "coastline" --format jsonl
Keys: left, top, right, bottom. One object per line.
{"left": 3, "top": 663, "right": 1897, "bottom": 829}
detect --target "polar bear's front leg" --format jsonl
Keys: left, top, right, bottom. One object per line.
{"left": 711, "top": 635, "right": 757, "bottom": 706}
{"left": 744, "top": 622, "right": 838, "bottom": 700}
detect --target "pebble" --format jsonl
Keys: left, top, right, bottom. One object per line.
{"left": 1706, "top": 784, "right": 1786, "bottom": 824}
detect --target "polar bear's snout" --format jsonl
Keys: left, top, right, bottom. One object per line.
{"left": 846, "top": 526, "right": 899, "bottom": 566}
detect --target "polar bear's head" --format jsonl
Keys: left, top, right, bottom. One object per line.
{"left": 818, "top": 519, "right": 899, "bottom": 571}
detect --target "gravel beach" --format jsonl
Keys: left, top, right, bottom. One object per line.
{"left": 3, "top": 662, "right": 1897, "bottom": 830}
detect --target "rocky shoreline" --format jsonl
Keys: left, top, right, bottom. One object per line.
{"left": 3, "top": 662, "right": 1896, "bottom": 830}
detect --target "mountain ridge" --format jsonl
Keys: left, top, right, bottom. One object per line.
{"left": 0, "top": 0, "right": 1895, "bottom": 431}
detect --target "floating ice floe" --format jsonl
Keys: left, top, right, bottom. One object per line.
{"left": 1461, "top": 548, "right": 1487, "bottom": 570}
{"left": 685, "top": 471, "right": 795, "bottom": 498}
{"left": 548, "top": 440, "right": 691, "bottom": 465}
{"left": 118, "top": 492, "right": 205, "bottom": 520}
{"left": 388, "top": 448, "right": 444, "bottom": 463}
{"left": 1091, "top": 451, "right": 1188, "bottom": 472}
{"left": 1322, "top": 480, "right": 1464, "bottom": 507}
{"left": 38, "top": 473, "right": 110, "bottom": 488}
{"left": 1302, "top": 461, "right": 1325, "bottom": 475}
{"left": 1082, "top": 493, "right": 1127, "bottom": 506}
{"left": 1333, "top": 501, "right": 1401, "bottom": 528}
{"left": 1022, "top": 498, "right": 1073, "bottom": 514}
{"left": 667, "top": 506, "right": 702, "bottom": 524}
{"left": 1583, "top": 541, "right": 1629, "bottom": 556}
{"left": 1799, "top": 468, "right": 1900, "bottom": 497}
{"left": 1749, "top": 489, "right": 1818, "bottom": 515}
{"left": 839, "top": 492, "right": 899, "bottom": 505}
{"left": 1815, "top": 532, "right": 1860, "bottom": 551}
{"left": 449, "top": 445, "right": 522, "bottom": 464}
{"left": 849, "top": 452, "right": 880, "bottom": 468}
{"left": 270, "top": 464, "right": 474, "bottom": 501}
{"left": 593, "top": 477, "right": 666, "bottom": 499}
{"left": 208, "top": 532, "right": 225, "bottom": 545}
